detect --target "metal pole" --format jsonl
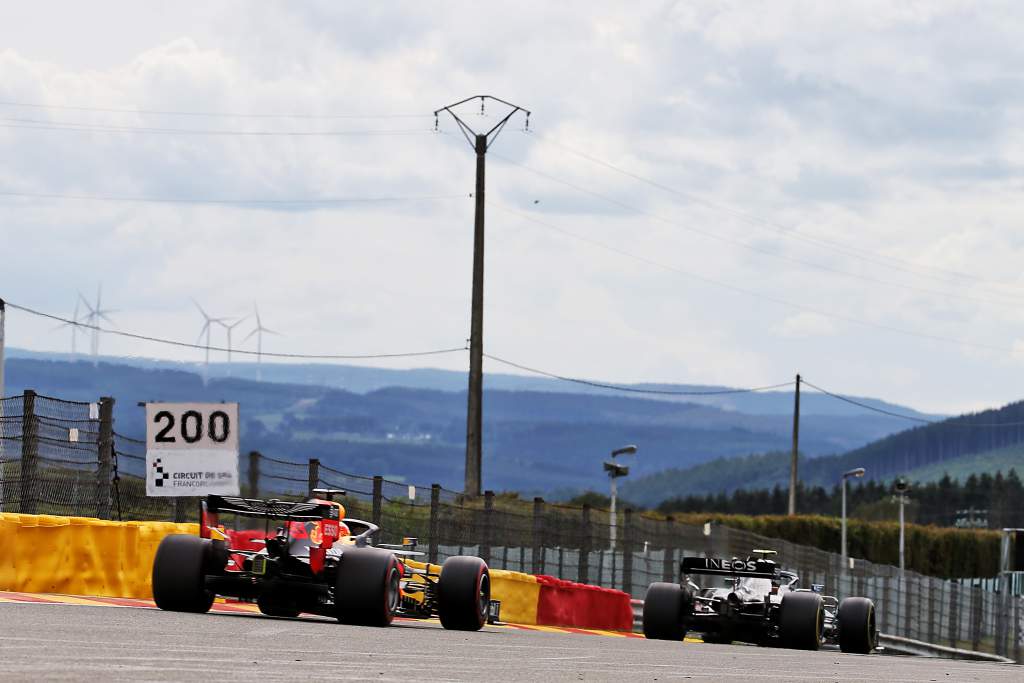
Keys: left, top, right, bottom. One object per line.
{"left": 0, "top": 298, "right": 6, "bottom": 512}
{"left": 464, "top": 133, "right": 486, "bottom": 496}
{"left": 788, "top": 373, "right": 801, "bottom": 515}
{"left": 899, "top": 492, "right": 906, "bottom": 574}
{"left": 96, "top": 397, "right": 114, "bottom": 519}
{"left": 0, "top": 298, "right": 6, "bottom": 400}
{"left": 609, "top": 476, "right": 617, "bottom": 550}
{"left": 841, "top": 477, "right": 848, "bottom": 571}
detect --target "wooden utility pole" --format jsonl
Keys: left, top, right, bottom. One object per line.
{"left": 464, "top": 132, "right": 487, "bottom": 496}
{"left": 788, "top": 373, "right": 801, "bottom": 515}
{"left": 435, "top": 96, "right": 530, "bottom": 496}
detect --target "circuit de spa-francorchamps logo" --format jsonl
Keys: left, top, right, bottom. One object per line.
{"left": 151, "top": 458, "right": 170, "bottom": 487}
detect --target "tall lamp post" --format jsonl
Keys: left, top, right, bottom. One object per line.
{"left": 840, "top": 467, "right": 865, "bottom": 571}
{"left": 605, "top": 444, "right": 637, "bottom": 550}
{"left": 894, "top": 477, "right": 910, "bottom": 574}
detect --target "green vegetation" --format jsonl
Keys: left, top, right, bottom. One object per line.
{"left": 659, "top": 513, "right": 1000, "bottom": 578}
{"left": 655, "top": 470, "right": 1024, "bottom": 530}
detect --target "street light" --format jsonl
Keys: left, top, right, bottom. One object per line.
{"left": 841, "top": 467, "right": 865, "bottom": 572}
{"left": 605, "top": 444, "right": 637, "bottom": 551}
{"left": 894, "top": 477, "right": 910, "bottom": 574}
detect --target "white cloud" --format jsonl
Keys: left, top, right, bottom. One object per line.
{"left": 1, "top": 1, "right": 1024, "bottom": 414}
{"left": 774, "top": 313, "right": 838, "bottom": 339}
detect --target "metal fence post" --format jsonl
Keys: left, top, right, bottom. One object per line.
{"left": 172, "top": 496, "right": 186, "bottom": 523}
{"left": 372, "top": 476, "right": 383, "bottom": 528}
{"left": 247, "top": 451, "right": 260, "bottom": 498}
{"left": 971, "top": 585, "right": 982, "bottom": 651}
{"left": 481, "top": 490, "right": 494, "bottom": 565}
{"left": 622, "top": 508, "right": 633, "bottom": 595}
{"left": 531, "top": 497, "right": 544, "bottom": 575}
{"left": 307, "top": 458, "right": 319, "bottom": 498}
{"left": 579, "top": 504, "right": 591, "bottom": 585}
{"left": 927, "top": 576, "right": 937, "bottom": 645}
{"left": 95, "top": 396, "right": 114, "bottom": 519}
{"left": 662, "top": 515, "right": 675, "bottom": 582}
{"left": 20, "top": 389, "right": 37, "bottom": 514}
{"left": 948, "top": 581, "right": 959, "bottom": 648}
{"left": 902, "top": 575, "right": 913, "bottom": 639}
{"left": 996, "top": 575, "right": 1008, "bottom": 657}
{"left": 429, "top": 484, "right": 440, "bottom": 565}
{"left": 1014, "top": 595, "right": 1022, "bottom": 664}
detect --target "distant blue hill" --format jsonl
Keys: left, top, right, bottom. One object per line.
{"left": 6, "top": 348, "right": 939, "bottom": 418}
{"left": 3, "top": 350, "right": 936, "bottom": 496}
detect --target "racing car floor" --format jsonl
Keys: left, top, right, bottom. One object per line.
{"left": 0, "top": 593, "right": 1018, "bottom": 681}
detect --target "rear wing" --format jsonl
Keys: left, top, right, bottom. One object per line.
{"left": 204, "top": 494, "right": 340, "bottom": 521}
{"left": 681, "top": 556, "right": 778, "bottom": 579}
{"left": 201, "top": 495, "right": 344, "bottom": 551}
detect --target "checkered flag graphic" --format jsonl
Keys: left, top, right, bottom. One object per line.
{"left": 152, "top": 458, "right": 170, "bottom": 487}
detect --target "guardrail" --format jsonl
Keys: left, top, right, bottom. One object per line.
{"left": 877, "top": 633, "right": 1016, "bottom": 663}
{"left": 630, "top": 598, "right": 1015, "bottom": 663}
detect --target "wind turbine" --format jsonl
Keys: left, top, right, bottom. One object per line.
{"left": 217, "top": 315, "right": 249, "bottom": 375}
{"left": 53, "top": 297, "right": 87, "bottom": 355}
{"left": 242, "top": 304, "right": 279, "bottom": 381}
{"left": 193, "top": 299, "right": 231, "bottom": 385}
{"left": 80, "top": 284, "right": 116, "bottom": 366}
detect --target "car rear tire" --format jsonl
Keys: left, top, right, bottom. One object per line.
{"left": 152, "top": 534, "right": 216, "bottom": 613}
{"left": 838, "top": 597, "right": 877, "bottom": 654}
{"left": 779, "top": 591, "right": 824, "bottom": 651}
{"left": 437, "top": 556, "right": 490, "bottom": 631}
{"left": 643, "top": 582, "right": 693, "bottom": 641}
{"left": 335, "top": 547, "right": 401, "bottom": 627}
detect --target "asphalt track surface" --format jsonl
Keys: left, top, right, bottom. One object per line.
{"left": 0, "top": 602, "right": 1018, "bottom": 682}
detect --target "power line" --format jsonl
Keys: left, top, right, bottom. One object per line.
{"left": 800, "top": 379, "right": 935, "bottom": 424}
{"left": 492, "top": 153, "right": 1024, "bottom": 309}
{"left": 490, "top": 202, "right": 1017, "bottom": 355}
{"left": 0, "top": 100, "right": 429, "bottom": 119}
{"left": 524, "top": 131, "right": 1024, "bottom": 295}
{"left": 4, "top": 301, "right": 467, "bottom": 361}
{"left": 484, "top": 353, "right": 793, "bottom": 396}
{"left": 0, "top": 117, "right": 436, "bottom": 136}
{"left": 802, "top": 378, "right": 1024, "bottom": 427}
{"left": 0, "top": 189, "right": 470, "bottom": 207}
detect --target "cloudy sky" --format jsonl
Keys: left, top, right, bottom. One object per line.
{"left": 2, "top": 0, "right": 1024, "bottom": 414}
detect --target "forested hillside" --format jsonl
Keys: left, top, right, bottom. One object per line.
{"left": 5, "top": 356, "right": 916, "bottom": 495}
{"left": 622, "top": 399, "right": 1024, "bottom": 506}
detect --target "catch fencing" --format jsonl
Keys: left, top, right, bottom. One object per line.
{"left": 1, "top": 388, "right": 1021, "bottom": 661}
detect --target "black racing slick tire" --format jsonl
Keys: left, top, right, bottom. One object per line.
{"left": 152, "top": 534, "right": 216, "bottom": 613}
{"left": 838, "top": 597, "right": 877, "bottom": 654}
{"left": 335, "top": 547, "right": 401, "bottom": 627}
{"left": 642, "top": 582, "right": 693, "bottom": 641}
{"left": 779, "top": 591, "right": 824, "bottom": 651}
{"left": 437, "top": 556, "right": 490, "bottom": 631}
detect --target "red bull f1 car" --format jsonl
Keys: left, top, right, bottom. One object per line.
{"left": 643, "top": 550, "right": 877, "bottom": 654}
{"left": 151, "top": 491, "right": 491, "bottom": 630}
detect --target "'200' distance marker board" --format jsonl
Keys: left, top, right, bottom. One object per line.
{"left": 145, "top": 402, "right": 240, "bottom": 497}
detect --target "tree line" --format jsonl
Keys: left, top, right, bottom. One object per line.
{"left": 655, "top": 470, "right": 1024, "bottom": 529}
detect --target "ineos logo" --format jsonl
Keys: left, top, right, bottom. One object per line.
{"left": 707, "top": 558, "right": 758, "bottom": 572}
